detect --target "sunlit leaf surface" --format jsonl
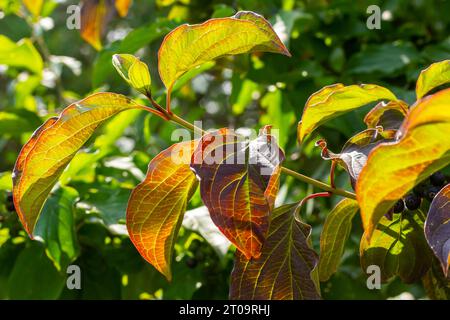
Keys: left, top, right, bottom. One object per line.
{"left": 416, "top": 59, "right": 450, "bottom": 99}
{"left": 190, "top": 127, "right": 284, "bottom": 259}
{"left": 356, "top": 89, "right": 450, "bottom": 240}
{"left": 0, "top": 36, "right": 43, "bottom": 74}
{"left": 13, "top": 92, "right": 145, "bottom": 236}
{"left": 127, "top": 141, "right": 198, "bottom": 280}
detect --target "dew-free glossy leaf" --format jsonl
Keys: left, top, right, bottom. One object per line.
{"left": 12, "top": 92, "right": 145, "bottom": 236}
{"left": 158, "top": 11, "right": 290, "bottom": 93}
{"left": 425, "top": 183, "right": 450, "bottom": 277}
{"left": 416, "top": 60, "right": 450, "bottom": 99}
{"left": 230, "top": 204, "right": 320, "bottom": 300}
{"left": 127, "top": 141, "right": 198, "bottom": 280}
{"left": 318, "top": 199, "right": 359, "bottom": 282}
{"left": 190, "top": 127, "right": 284, "bottom": 259}
{"left": 112, "top": 54, "right": 151, "bottom": 95}
{"left": 360, "top": 211, "right": 432, "bottom": 283}
{"left": 298, "top": 84, "right": 397, "bottom": 142}
{"left": 364, "top": 100, "right": 408, "bottom": 131}
{"left": 356, "top": 89, "right": 450, "bottom": 240}
{"left": 0, "top": 36, "right": 43, "bottom": 74}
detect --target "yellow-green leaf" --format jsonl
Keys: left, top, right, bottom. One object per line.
{"left": 356, "top": 88, "right": 450, "bottom": 240}
{"left": 158, "top": 11, "right": 290, "bottom": 94}
{"left": 298, "top": 84, "right": 397, "bottom": 142}
{"left": 112, "top": 54, "right": 152, "bottom": 96}
{"left": 0, "top": 35, "right": 43, "bottom": 74}
{"left": 12, "top": 92, "right": 146, "bottom": 236}
{"left": 318, "top": 199, "right": 359, "bottom": 282}
{"left": 23, "top": 0, "right": 43, "bottom": 17}
{"left": 416, "top": 60, "right": 450, "bottom": 99}
{"left": 127, "top": 141, "right": 198, "bottom": 281}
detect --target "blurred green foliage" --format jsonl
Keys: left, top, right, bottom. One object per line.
{"left": 0, "top": 0, "right": 449, "bottom": 299}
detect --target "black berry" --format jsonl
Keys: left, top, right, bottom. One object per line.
{"left": 185, "top": 257, "right": 198, "bottom": 269}
{"left": 404, "top": 193, "right": 421, "bottom": 211}
{"left": 430, "top": 171, "right": 446, "bottom": 187}
{"left": 413, "top": 182, "right": 427, "bottom": 197}
{"left": 392, "top": 200, "right": 405, "bottom": 213}
{"left": 425, "top": 186, "right": 441, "bottom": 202}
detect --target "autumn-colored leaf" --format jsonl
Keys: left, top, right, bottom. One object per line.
{"left": 158, "top": 11, "right": 290, "bottom": 97}
{"left": 416, "top": 59, "right": 450, "bottom": 99}
{"left": 425, "top": 183, "right": 450, "bottom": 277}
{"left": 12, "top": 92, "right": 146, "bottom": 236}
{"left": 356, "top": 88, "right": 450, "bottom": 240}
{"left": 298, "top": 83, "right": 397, "bottom": 142}
{"left": 190, "top": 127, "right": 284, "bottom": 259}
{"left": 360, "top": 211, "right": 432, "bottom": 283}
{"left": 318, "top": 199, "right": 359, "bottom": 282}
{"left": 127, "top": 141, "right": 198, "bottom": 281}
{"left": 81, "top": 0, "right": 131, "bottom": 50}
{"left": 112, "top": 54, "right": 152, "bottom": 96}
{"left": 316, "top": 128, "right": 391, "bottom": 189}
{"left": 364, "top": 100, "right": 408, "bottom": 133}
{"left": 230, "top": 204, "right": 320, "bottom": 300}
{"left": 23, "top": 0, "right": 43, "bottom": 18}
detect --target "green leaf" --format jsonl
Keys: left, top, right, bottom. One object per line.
{"left": 190, "top": 127, "right": 284, "bottom": 259}
{"left": 360, "top": 211, "right": 433, "bottom": 283}
{"left": 356, "top": 88, "right": 450, "bottom": 240}
{"left": 112, "top": 54, "right": 152, "bottom": 96}
{"left": 318, "top": 198, "right": 359, "bottom": 282}
{"left": 34, "top": 186, "right": 80, "bottom": 271}
{"left": 158, "top": 11, "right": 290, "bottom": 95}
{"left": 298, "top": 83, "right": 397, "bottom": 142}
{"left": 416, "top": 59, "right": 450, "bottom": 99}
{"left": 424, "top": 183, "right": 450, "bottom": 276}
{"left": 8, "top": 242, "right": 66, "bottom": 299}
{"left": 230, "top": 204, "right": 321, "bottom": 300}
{"left": 0, "top": 35, "right": 43, "bottom": 74}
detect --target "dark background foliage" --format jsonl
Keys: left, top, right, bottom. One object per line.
{"left": 0, "top": 0, "right": 449, "bottom": 299}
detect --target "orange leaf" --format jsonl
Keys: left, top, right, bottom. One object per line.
{"left": 13, "top": 92, "right": 145, "bottom": 235}
{"left": 127, "top": 141, "right": 198, "bottom": 280}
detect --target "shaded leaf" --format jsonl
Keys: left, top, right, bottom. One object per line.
{"left": 158, "top": 11, "right": 290, "bottom": 95}
{"left": 230, "top": 204, "right": 320, "bottom": 300}
{"left": 0, "top": 35, "right": 43, "bottom": 74}
{"left": 360, "top": 211, "right": 432, "bottom": 283}
{"left": 127, "top": 140, "right": 198, "bottom": 280}
{"left": 356, "top": 89, "right": 450, "bottom": 240}
{"left": 416, "top": 59, "right": 450, "bottom": 99}
{"left": 12, "top": 92, "right": 146, "bottom": 236}
{"left": 112, "top": 54, "right": 151, "bottom": 96}
{"left": 422, "top": 257, "right": 450, "bottom": 300}
{"left": 34, "top": 186, "right": 80, "bottom": 271}
{"left": 317, "top": 128, "right": 391, "bottom": 189}
{"left": 425, "top": 183, "right": 450, "bottom": 277}
{"left": 182, "top": 206, "right": 231, "bottom": 258}
{"left": 298, "top": 83, "right": 397, "bottom": 142}
{"left": 190, "top": 127, "right": 284, "bottom": 259}
{"left": 364, "top": 100, "right": 408, "bottom": 131}
{"left": 318, "top": 198, "right": 359, "bottom": 282}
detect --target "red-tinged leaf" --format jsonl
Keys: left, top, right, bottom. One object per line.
{"left": 298, "top": 83, "right": 397, "bottom": 142}
{"left": 190, "top": 127, "right": 284, "bottom": 259}
{"left": 356, "top": 89, "right": 450, "bottom": 240}
{"left": 425, "top": 183, "right": 450, "bottom": 277}
{"left": 12, "top": 92, "right": 145, "bottom": 236}
{"left": 230, "top": 204, "right": 321, "bottom": 300}
{"left": 158, "top": 11, "right": 290, "bottom": 95}
{"left": 316, "top": 128, "right": 392, "bottom": 189}
{"left": 364, "top": 100, "right": 408, "bottom": 134}
{"left": 127, "top": 141, "right": 199, "bottom": 281}
{"left": 318, "top": 199, "right": 359, "bottom": 282}
{"left": 416, "top": 59, "right": 450, "bottom": 99}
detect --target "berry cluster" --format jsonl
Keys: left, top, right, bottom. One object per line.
{"left": 392, "top": 171, "right": 447, "bottom": 213}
